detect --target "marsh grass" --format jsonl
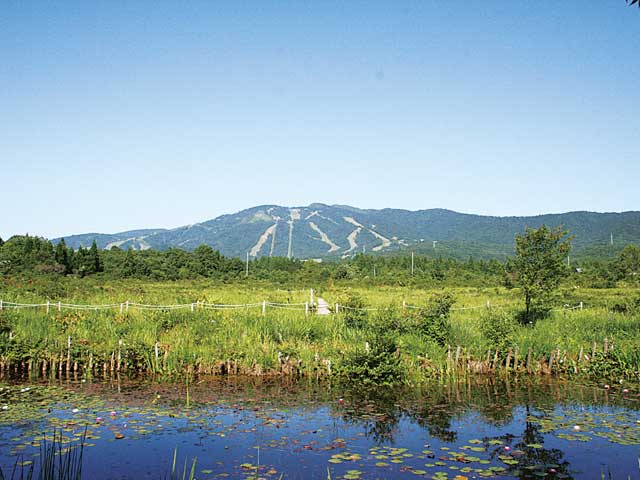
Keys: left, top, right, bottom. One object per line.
{"left": 0, "top": 429, "right": 85, "bottom": 480}
{"left": 164, "top": 448, "right": 196, "bottom": 480}
{"left": 1, "top": 280, "right": 639, "bottom": 381}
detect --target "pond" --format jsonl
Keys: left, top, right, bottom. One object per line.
{"left": 0, "top": 376, "right": 639, "bottom": 479}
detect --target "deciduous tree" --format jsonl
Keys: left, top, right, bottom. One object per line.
{"left": 508, "top": 225, "right": 572, "bottom": 323}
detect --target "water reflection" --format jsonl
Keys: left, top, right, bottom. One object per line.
{"left": 0, "top": 375, "right": 638, "bottom": 479}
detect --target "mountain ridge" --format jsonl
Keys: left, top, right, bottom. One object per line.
{"left": 52, "top": 204, "right": 640, "bottom": 260}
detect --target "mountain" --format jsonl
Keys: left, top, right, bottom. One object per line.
{"left": 54, "top": 204, "right": 640, "bottom": 260}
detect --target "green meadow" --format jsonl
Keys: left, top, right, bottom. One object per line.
{"left": 1, "top": 277, "right": 638, "bottom": 384}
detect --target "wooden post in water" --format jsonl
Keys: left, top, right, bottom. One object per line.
{"left": 117, "top": 339, "right": 122, "bottom": 372}
{"left": 578, "top": 346, "right": 584, "bottom": 372}
{"left": 66, "top": 336, "right": 71, "bottom": 374}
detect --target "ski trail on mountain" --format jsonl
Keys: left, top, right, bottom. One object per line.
{"left": 370, "top": 230, "right": 391, "bottom": 251}
{"left": 250, "top": 223, "right": 277, "bottom": 257}
{"left": 269, "top": 221, "right": 277, "bottom": 256}
{"left": 309, "top": 222, "right": 340, "bottom": 253}
{"left": 343, "top": 216, "right": 390, "bottom": 252}
{"left": 287, "top": 209, "right": 300, "bottom": 258}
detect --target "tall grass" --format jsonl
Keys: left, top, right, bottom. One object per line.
{"left": 0, "top": 429, "right": 85, "bottom": 480}
{"left": 1, "top": 280, "right": 639, "bottom": 381}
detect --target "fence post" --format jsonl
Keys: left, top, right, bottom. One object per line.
{"left": 579, "top": 301, "right": 583, "bottom": 310}
{"left": 310, "top": 288, "right": 314, "bottom": 306}
{"left": 335, "top": 303, "right": 339, "bottom": 314}
{"left": 486, "top": 300, "right": 491, "bottom": 308}
{"left": 305, "top": 302, "right": 309, "bottom": 318}
{"left": 402, "top": 300, "right": 406, "bottom": 310}
{"left": 125, "top": 301, "right": 129, "bottom": 314}
{"left": 46, "top": 301, "right": 50, "bottom": 314}
{"left": 191, "top": 303, "right": 195, "bottom": 312}
{"left": 262, "top": 300, "right": 266, "bottom": 316}
{"left": 0, "top": 299, "right": 3, "bottom": 311}
{"left": 58, "top": 301, "right": 62, "bottom": 312}
{"left": 120, "top": 303, "right": 123, "bottom": 314}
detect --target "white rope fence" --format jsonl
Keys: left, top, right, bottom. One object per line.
{"left": 0, "top": 299, "right": 587, "bottom": 316}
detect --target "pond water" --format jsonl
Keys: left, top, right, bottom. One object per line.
{"left": 0, "top": 376, "right": 639, "bottom": 479}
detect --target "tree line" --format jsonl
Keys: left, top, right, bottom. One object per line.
{"left": 0, "top": 233, "right": 638, "bottom": 288}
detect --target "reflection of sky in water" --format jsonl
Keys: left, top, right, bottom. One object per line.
{"left": 0, "top": 380, "right": 639, "bottom": 479}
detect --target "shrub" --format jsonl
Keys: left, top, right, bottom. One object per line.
{"left": 340, "top": 292, "right": 369, "bottom": 329}
{"left": 369, "top": 305, "right": 404, "bottom": 335}
{"left": 406, "top": 293, "right": 454, "bottom": 346}
{"left": 337, "top": 334, "right": 404, "bottom": 387}
{"left": 480, "top": 309, "right": 516, "bottom": 352}
{"left": 609, "top": 296, "right": 640, "bottom": 315}
{"left": 584, "top": 349, "right": 640, "bottom": 381}
{"left": 514, "top": 305, "right": 551, "bottom": 325}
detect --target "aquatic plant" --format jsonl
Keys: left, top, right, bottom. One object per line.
{"left": 0, "top": 429, "right": 85, "bottom": 480}
{"left": 165, "top": 448, "right": 196, "bottom": 480}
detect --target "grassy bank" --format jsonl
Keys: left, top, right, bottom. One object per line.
{"left": 1, "top": 278, "right": 639, "bottom": 383}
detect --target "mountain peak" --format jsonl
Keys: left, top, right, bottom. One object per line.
{"left": 54, "top": 204, "right": 640, "bottom": 260}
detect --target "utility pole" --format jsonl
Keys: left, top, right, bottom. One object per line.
{"left": 411, "top": 252, "right": 414, "bottom": 275}
{"left": 245, "top": 252, "right": 249, "bottom": 278}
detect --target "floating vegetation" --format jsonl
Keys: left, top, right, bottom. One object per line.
{"left": 0, "top": 377, "right": 639, "bottom": 479}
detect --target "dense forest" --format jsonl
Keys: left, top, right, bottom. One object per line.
{"left": 0, "top": 234, "right": 638, "bottom": 288}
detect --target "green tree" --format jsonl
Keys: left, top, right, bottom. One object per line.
{"left": 121, "top": 248, "right": 137, "bottom": 277}
{"left": 192, "top": 245, "right": 221, "bottom": 277}
{"left": 54, "top": 239, "right": 72, "bottom": 274}
{"left": 88, "top": 240, "right": 102, "bottom": 273}
{"left": 74, "top": 246, "right": 87, "bottom": 276}
{"left": 616, "top": 244, "right": 640, "bottom": 282}
{"left": 508, "top": 225, "right": 572, "bottom": 323}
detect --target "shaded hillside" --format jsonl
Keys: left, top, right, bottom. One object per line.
{"left": 55, "top": 204, "right": 640, "bottom": 260}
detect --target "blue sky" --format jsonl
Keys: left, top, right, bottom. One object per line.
{"left": 1, "top": 1, "right": 638, "bottom": 239}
